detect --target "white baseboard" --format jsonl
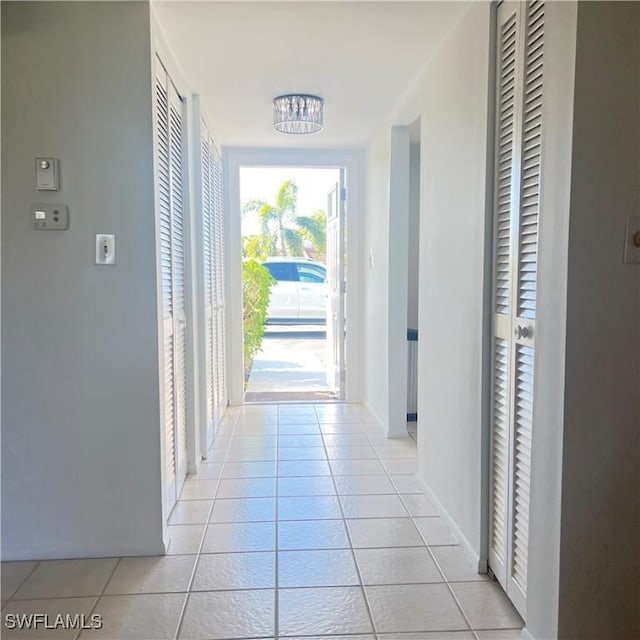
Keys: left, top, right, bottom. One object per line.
{"left": 415, "top": 475, "right": 482, "bottom": 573}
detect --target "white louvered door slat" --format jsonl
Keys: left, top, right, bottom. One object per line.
{"left": 212, "top": 147, "right": 227, "bottom": 416}
{"left": 169, "top": 84, "right": 188, "bottom": 491}
{"left": 155, "top": 64, "right": 176, "bottom": 514}
{"left": 201, "top": 125, "right": 215, "bottom": 450}
{"left": 489, "top": 0, "right": 544, "bottom": 620}
{"left": 489, "top": 0, "right": 521, "bottom": 590}
{"left": 155, "top": 57, "right": 190, "bottom": 516}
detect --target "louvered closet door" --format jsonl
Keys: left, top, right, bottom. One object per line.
{"left": 169, "top": 86, "right": 188, "bottom": 487}
{"left": 488, "top": 0, "right": 543, "bottom": 619}
{"left": 212, "top": 147, "right": 227, "bottom": 416}
{"left": 201, "top": 128, "right": 216, "bottom": 451}
{"left": 155, "top": 59, "right": 188, "bottom": 513}
{"left": 156, "top": 66, "right": 176, "bottom": 513}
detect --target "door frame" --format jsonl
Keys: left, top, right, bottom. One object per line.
{"left": 223, "top": 147, "right": 365, "bottom": 406}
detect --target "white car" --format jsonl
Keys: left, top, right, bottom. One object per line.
{"left": 263, "top": 258, "right": 327, "bottom": 323}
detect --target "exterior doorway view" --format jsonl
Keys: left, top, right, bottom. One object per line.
{"left": 240, "top": 167, "right": 346, "bottom": 403}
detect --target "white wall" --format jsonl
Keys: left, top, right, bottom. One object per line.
{"left": 1, "top": 1, "right": 165, "bottom": 559}
{"left": 407, "top": 138, "right": 421, "bottom": 331}
{"left": 557, "top": 2, "right": 639, "bottom": 637}
{"left": 362, "top": 132, "right": 392, "bottom": 429}
{"left": 416, "top": 2, "right": 493, "bottom": 561}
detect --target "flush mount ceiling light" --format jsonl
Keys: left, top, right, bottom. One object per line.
{"left": 273, "top": 94, "right": 324, "bottom": 135}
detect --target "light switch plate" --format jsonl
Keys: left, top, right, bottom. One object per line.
{"left": 623, "top": 216, "right": 640, "bottom": 264}
{"left": 96, "top": 234, "right": 116, "bottom": 265}
{"left": 31, "top": 204, "right": 69, "bottom": 230}
{"left": 35, "top": 157, "right": 59, "bottom": 191}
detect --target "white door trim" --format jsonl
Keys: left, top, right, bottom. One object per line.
{"left": 222, "top": 147, "right": 365, "bottom": 406}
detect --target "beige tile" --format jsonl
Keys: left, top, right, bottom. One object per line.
{"left": 474, "top": 630, "right": 523, "bottom": 640}
{"left": 326, "top": 446, "right": 377, "bottom": 460}
{"left": 279, "top": 414, "right": 318, "bottom": 425}
{"left": 374, "top": 444, "right": 417, "bottom": 459}
{"left": 334, "top": 475, "right": 396, "bottom": 495}
{"left": 179, "top": 479, "right": 219, "bottom": 500}
{"left": 365, "top": 584, "right": 468, "bottom": 633}
{"left": 382, "top": 459, "right": 418, "bottom": 475}
{"left": 319, "top": 423, "right": 366, "bottom": 434}
{"left": 449, "top": 582, "right": 523, "bottom": 630}
{"left": 1, "top": 561, "right": 38, "bottom": 599}
{"left": 192, "top": 552, "right": 275, "bottom": 591}
{"left": 278, "top": 435, "right": 324, "bottom": 448}
{"left": 401, "top": 494, "right": 439, "bottom": 517}
{"left": 225, "top": 448, "right": 277, "bottom": 462}
{"left": 216, "top": 477, "right": 276, "bottom": 498}
{"left": 380, "top": 633, "right": 474, "bottom": 640}
{"left": 279, "top": 587, "right": 373, "bottom": 636}
{"left": 192, "top": 463, "right": 223, "bottom": 479}
{"left": 205, "top": 449, "right": 227, "bottom": 463}
{"left": 284, "top": 636, "right": 374, "bottom": 640}
{"left": 414, "top": 518, "right": 457, "bottom": 546}
{"left": 340, "top": 494, "right": 408, "bottom": 518}
{"left": 390, "top": 475, "right": 423, "bottom": 494}
{"left": 221, "top": 461, "right": 277, "bottom": 478}
{"left": 347, "top": 518, "right": 423, "bottom": 548}
{"left": 209, "top": 497, "right": 276, "bottom": 522}
{"left": 210, "top": 437, "right": 232, "bottom": 451}
{"left": 202, "top": 522, "right": 275, "bottom": 553}
{"left": 278, "top": 460, "right": 331, "bottom": 477}
{"left": 278, "top": 520, "right": 350, "bottom": 550}
{"left": 104, "top": 555, "right": 196, "bottom": 595}
{"left": 179, "top": 590, "right": 275, "bottom": 639}
{"left": 168, "top": 500, "right": 212, "bottom": 525}
{"left": 165, "top": 525, "right": 205, "bottom": 555}
{"left": 322, "top": 433, "right": 371, "bottom": 447}
{"left": 277, "top": 477, "right": 336, "bottom": 497}
{"left": 355, "top": 547, "right": 443, "bottom": 585}
{"left": 2, "top": 596, "right": 97, "bottom": 639}
{"left": 278, "top": 447, "right": 327, "bottom": 461}
{"left": 14, "top": 559, "right": 117, "bottom": 599}
{"left": 429, "top": 547, "right": 489, "bottom": 582}
{"left": 278, "top": 423, "right": 321, "bottom": 435}
{"left": 329, "top": 459, "right": 386, "bottom": 476}
{"left": 233, "top": 424, "right": 277, "bottom": 435}
{"left": 278, "top": 550, "right": 360, "bottom": 587}
{"left": 229, "top": 436, "right": 277, "bottom": 449}
{"left": 278, "top": 496, "right": 342, "bottom": 520}
{"left": 84, "top": 593, "right": 186, "bottom": 639}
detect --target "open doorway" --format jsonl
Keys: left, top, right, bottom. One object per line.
{"left": 239, "top": 167, "right": 346, "bottom": 403}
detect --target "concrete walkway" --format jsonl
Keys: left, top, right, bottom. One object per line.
{"left": 246, "top": 325, "right": 335, "bottom": 400}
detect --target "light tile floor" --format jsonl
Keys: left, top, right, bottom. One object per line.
{"left": 1, "top": 403, "right": 523, "bottom": 640}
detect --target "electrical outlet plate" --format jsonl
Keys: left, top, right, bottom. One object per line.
{"left": 31, "top": 204, "right": 69, "bottom": 230}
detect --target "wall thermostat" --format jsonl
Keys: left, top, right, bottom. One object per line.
{"left": 31, "top": 204, "right": 69, "bottom": 230}
{"left": 35, "top": 157, "right": 59, "bottom": 191}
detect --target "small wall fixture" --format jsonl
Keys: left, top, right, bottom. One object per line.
{"left": 273, "top": 94, "right": 323, "bottom": 135}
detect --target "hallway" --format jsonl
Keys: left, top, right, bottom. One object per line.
{"left": 1, "top": 404, "right": 522, "bottom": 639}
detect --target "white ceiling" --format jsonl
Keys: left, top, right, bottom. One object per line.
{"left": 152, "top": 1, "right": 470, "bottom": 148}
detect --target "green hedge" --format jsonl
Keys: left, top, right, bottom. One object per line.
{"left": 242, "top": 260, "right": 274, "bottom": 373}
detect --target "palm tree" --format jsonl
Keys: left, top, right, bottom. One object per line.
{"left": 243, "top": 180, "right": 299, "bottom": 257}
{"left": 242, "top": 180, "right": 326, "bottom": 260}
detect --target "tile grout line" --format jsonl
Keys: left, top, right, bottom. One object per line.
{"left": 77, "top": 556, "right": 122, "bottom": 640}
{"left": 320, "top": 416, "right": 379, "bottom": 640}
{"left": 4, "top": 558, "right": 40, "bottom": 602}
{"left": 174, "top": 405, "right": 240, "bottom": 640}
